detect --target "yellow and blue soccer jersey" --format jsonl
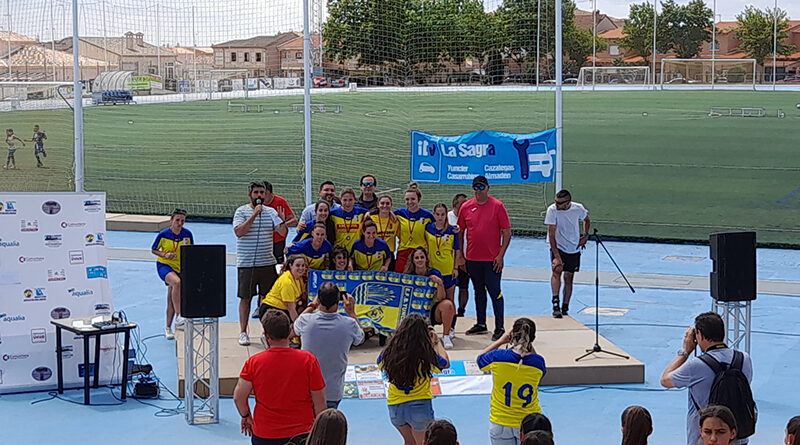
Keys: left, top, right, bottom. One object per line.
{"left": 350, "top": 238, "right": 392, "bottom": 271}
{"left": 369, "top": 214, "right": 399, "bottom": 252}
{"left": 477, "top": 349, "right": 547, "bottom": 428}
{"left": 378, "top": 353, "right": 449, "bottom": 405}
{"left": 151, "top": 227, "right": 193, "bottom": 272}
{"left": 424, "top": 223, "right": 460, "bottom": 276}
{"left": 291, "top": 219, "right": 317, "bottom": 243}
{"left": 394, "top": 208, "right": 434, "bottom": 250}
{"left": 287, "top": 239, "right": 332, "bottom": 270}
{"left": 330, "top": 206, "right": 369, "bottom": 251}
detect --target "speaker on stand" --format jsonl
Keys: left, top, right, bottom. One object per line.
{"left": 709, "top": 232, "right": 756, "bottom": 353}
{"left": 180, "top": 244, "right": 226, "bottom": 425}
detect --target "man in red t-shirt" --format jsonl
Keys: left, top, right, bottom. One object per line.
{"left": 264, "top": 180, "right": 297, "bottom": 263}
{"left": 457, "top": 175, "right": 512, "bottom": 341}
{"left": 234, "top": 309, "right": 326, "bottom": 445}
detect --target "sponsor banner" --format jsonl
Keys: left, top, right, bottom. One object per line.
{"left": 410, "top": 128, "right": 557, "bottom": 184}
{"left": 341, "top": 360, "right": 492, "bottom": 399}
{"left": 0, "top": 192, "right": 115, "bottom": 393}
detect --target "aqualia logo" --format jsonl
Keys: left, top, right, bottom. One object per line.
{"left": 1, "top": 314, "right": 26, "bottom": 323}
{"left": 0, "top": 238, "right": 20, "bottom": 248}
{"left": 68, "top": 287, "right": 94, "bottom": 298}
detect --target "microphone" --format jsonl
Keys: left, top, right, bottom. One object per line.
{"left": 255, "top": 198, "right": 263, "bottom": 205}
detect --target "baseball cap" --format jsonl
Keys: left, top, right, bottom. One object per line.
{"left": 472, "top": 175, "right": 489, "bottom": 186}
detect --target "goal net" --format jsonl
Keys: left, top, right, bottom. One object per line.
{"left": 660, "top": 59, "right": 757, "bottom": 88}
{"left": 577, "top": 66, "right": 651, "bottom": 87}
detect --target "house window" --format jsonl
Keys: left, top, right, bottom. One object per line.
{"left": 244, "top": 52, "right": 249, "bottom": 62}
{"left": 296, "top": 52, "right": 303, "bottom": 59}
{"left": 609, "top": 45, "right": 620, "bottom": 56}
{"left": 284, "top": 52, "right": 291, "bottom": 60}
{"left": 256, "top": 52, "right": 262, "bottom": 62}
{"left": 231, "top": 52, "right": 237, "bottom": 62}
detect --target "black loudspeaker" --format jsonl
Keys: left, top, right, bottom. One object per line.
{"left": 180, "top": 244, "right": 226, "bottom": 318}
{"left": 709, "top": 232, "right": 756, "bottom": 302}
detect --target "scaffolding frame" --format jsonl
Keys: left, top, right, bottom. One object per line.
{"left": 184, "top": 317, "right": 220, "bottom": 425}
{"left": 711, "top": 299, "right": 752, "bottom": 354}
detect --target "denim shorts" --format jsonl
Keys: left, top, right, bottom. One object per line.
{"left": 388, "top": 399, "right": 434, "bottom": 431}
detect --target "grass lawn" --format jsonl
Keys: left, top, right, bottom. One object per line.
{"left": 1, "top": 89, "right": 798, "bottom": 245}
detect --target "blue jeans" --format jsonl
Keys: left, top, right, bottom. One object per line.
{"left": 466, "top": 260, "right": 504, "bottom": 331}
{"left": 489, "top": 421, "right": 520, "bottom": 445}
{"left": 388, "top": 399, "right": 434, "bottom": 431}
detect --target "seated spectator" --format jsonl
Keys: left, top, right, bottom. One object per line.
{"left": 478, "top": 317, "right": 546, "bottom": 445}
{"left": 787, "top": 416, "right": 800, "bottom": 445}
{"left": 699, "top": 405, "right": 737, "bottom": 445}
{"left": 305, "top": 408, "right": 348, "bottom": 445}
{"left": 260, "top": 255, "right": 308, "bottom": 322}
{"left": 621, "top": 405, "right": 652, "bottom": 445}
{"left": 294, "top": 282, "right": 365, "bottom": 409}
{"left": 521, "top": 431, "right": 555, "bottom": 445}
{"left": 378, "top": 313, "right": 450, "bottom": 445}
{"left": 233, "top": 309, "right": 326, "bottom": 445}
{"left": 520, "top": 413, "right": 553, "bottom": 441}
{"left": 424, "top": 419, "right": 459, "bottom": 445}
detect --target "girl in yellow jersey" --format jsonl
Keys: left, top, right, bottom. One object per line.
{"left": 369, "top": 195, "right": 400, "bottom": 266}
{"left": 378, "top": 313, "right": 450, "bottom": 445}
{"left": 477, "top": 318, "right": 546, "bottom": 445}
{"left": 287, "top": 223, "right": 332, "bottom": 270}
{"left": 151, "top": 208, "right": 193, "bottom": 340}
{"left": 394, "top": 183, "right": 434, "bottom": 273}
{"left": 350, "top": 219, "right": 392, "bottom": 272}
{"left": 261, "top": 255, "right": 308, "bottom": 322}
{"left": 330, "top": 188, "right": 369, "bottom": 251}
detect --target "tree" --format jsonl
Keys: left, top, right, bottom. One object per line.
{"left": 659, "top": 0, "right": 712, "bottom": 58}
{"left": 620, "top": 2, "right": 656, "bottom": 64}
{"left": 735, "top": 6, "right": 795, "bottom": 71}
{"left": 566, "top": 27, "right": 607, "bottom": 70}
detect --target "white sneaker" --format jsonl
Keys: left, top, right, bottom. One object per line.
{"left": 238, "top": 332, "right": 250, "bottom": 346}
{"left": 442, "top": 334, "right": 454, "bottom": 350}
{"left": 164, "top": 327, "right": 174, "bottom": 340}
{"left": 175, "top": 316, "right": 185, "bottom": 330}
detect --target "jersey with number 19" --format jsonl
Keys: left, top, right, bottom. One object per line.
{"left": 477, "top": 349, "right": 546, "bottom": 428}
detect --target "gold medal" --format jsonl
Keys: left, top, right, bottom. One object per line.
{"left": 436, "top": 251, "right": 441, "bottom": 256}
{"left": 346, "top": 236, "right": 351, "bottom": 241}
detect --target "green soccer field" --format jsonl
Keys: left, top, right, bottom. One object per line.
{"left": 1, "top": 89, "right": 798, "bottom": 245}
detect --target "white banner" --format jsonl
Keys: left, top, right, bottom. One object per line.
{"left": 0, "top": 192, "right": 117, "bottom": 393}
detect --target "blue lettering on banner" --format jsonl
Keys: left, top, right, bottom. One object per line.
{"left": 86, "top": 266, "right": 108, "bottom": 279}
{"left": 410, "top": 129, "right": 557, "bottom": 184}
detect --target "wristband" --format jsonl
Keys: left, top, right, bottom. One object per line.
{"left": 241, "top": 412, "right": 251, "bottom": 419}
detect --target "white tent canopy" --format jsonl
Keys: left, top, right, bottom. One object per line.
{"left": 93, "top": 70, "right": 134, "bottom": 91}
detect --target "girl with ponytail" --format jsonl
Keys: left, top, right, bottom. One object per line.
{"left": 476, "top": 318, "right": 546, "bottom": 445}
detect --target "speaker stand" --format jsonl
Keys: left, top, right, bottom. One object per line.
{"left": 711, "top": 299, "right": 752, "bottom": 354}
{"left": 184, "top": 317, "right": 220, "bottom": 425}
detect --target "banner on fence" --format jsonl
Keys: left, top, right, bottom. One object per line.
{"left": 410, "top": 128, "right": 557, "bottom": 184}
{"left": 308, "top": 270, "right": 436, "bottom": 335}
{"left": 0, "top": 192, "right": 116, "bottom": 393}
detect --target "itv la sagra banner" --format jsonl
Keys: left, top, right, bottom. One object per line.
{"left": 410, "top": 129, "right": 557, "bottom": 184}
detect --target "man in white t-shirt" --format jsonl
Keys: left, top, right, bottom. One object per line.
{"left": 543, "top": 189, "right": 590, "bottom": 318}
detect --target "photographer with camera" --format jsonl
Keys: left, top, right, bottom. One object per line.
{"left": 294, "top": 282, "right": 365, "bottom": 409}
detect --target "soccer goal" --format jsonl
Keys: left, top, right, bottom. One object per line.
{"left": 203, "top": 69, "right": 249, "bottom": 100}
{"left": 577, "top": 66, "right": 651, "bottom": 87}
{"left": 660, "top": 59, "right": 756, "bottom": 88}
{"left": 0, "top": 81, "right": 75, "bottom": 111}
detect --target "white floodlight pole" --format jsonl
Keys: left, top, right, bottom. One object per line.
{"left": 102, "top": 0, "right": 108, "bottom": 71}
{"left": 536, "top": 0, "right": 540, "bottom": 89}
{"left": 711, "top": 0, "right": 716, "bottom": 88}
{"left": 302, "top": 0, "right": 313, "bottom": 206}
{"left": 192, "top": 6, "right": 197, "bottom": 92}
{"left": 6, "top": 0, "right": 11, "bottom": 76}
{"left": 50, "top": 0, "right": 57, "bottom": 79}
{"left": 592, "top": 0, "right": 597, "bottom": 91}
{"left": 652, "top": 0, "right": 657, "bottom": 88}
{"left": 72, "top": 0, "right": 84, "bottom": 192}
{"left": 157, "top": 3, "right": 161, "bottom": 76}
{"left": 772, "top": 0, "right": 777, "bottom": 90}
{"left": 554, "top": 0, "right": 563, "bottom": 191}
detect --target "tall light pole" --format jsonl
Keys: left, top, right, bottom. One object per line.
{"left": 302, "top": 0, "right": 313, "bottom": 205}
{"left": 592, "top": 0, "right": 596, "bottom": 90}
{"left": 711, "top": 0, "right": 716, "bottom": 88}
{"left": 652, "top": 0, "right": 657, "bottom": 87}
{"left": 72, "top": 0, "right": 84, "bottom": 192}
{"left": 554, "top": 0, "right": 563, "bottom": 191}
{"left": 772, "top": 0, "right": 778, "bottom": 89}
{"left": 50, "top": 0, "right": 57, "bottom": 79}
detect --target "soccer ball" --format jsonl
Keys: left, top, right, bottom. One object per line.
{"left": 796, "top": 103, "right": 800, "bottom": 109}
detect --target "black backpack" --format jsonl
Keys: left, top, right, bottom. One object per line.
{"left": 692, "top": 350, "right": 757, "bottom": 439}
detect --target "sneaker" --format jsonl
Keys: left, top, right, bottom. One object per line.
{"left": 251, "top": 307, "right": 260, "bottom": 319}
{"left": 164, "top": 327, "right": 174, "bottom": 340}
{"left": 238, "top": 332, "right": 250, "bottom": 346}
{"left": 175, "top": 316, "right": 186, "bottom": 329}
{"left": 552, "top": 307, "right": 563, "bottom": 318}
{"left": 465, "top": 324, "right": 488, "bottom": 335}
{"left": 561, "top": 303, "right": 569, "bottom": 316}
{"left": 456, "top": 307, "right": 465, "bottom": 317}
{"left": 442, "top": 334, "right": 454, "bottom": 350}
{"left": 491, "top": 328, "right": 505, "bottom": 341}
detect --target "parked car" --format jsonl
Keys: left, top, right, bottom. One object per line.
{"left": 330, "top": 78, "right": 347, "bottom": 87}
{"left": 779, "top": 75, "right": 800, "bottom": 83}
{"left": 312, "top": 76, "right": 328, "bottom": 87}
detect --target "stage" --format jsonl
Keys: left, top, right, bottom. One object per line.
{"left": 175, "top": 315, "right": 644, "bottom": 397}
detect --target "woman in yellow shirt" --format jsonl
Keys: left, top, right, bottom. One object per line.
{"left": 394, "top": 183, "right": 434, "bottom": 273}
{"left": 370, "top": 195, "right": 400, "bottom": 255}
{"left": 260, "top": 254, "right": 308, "bottom": 322}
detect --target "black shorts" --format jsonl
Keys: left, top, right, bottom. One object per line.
{"left": 251, "top": 433, "right": 308, "bottom": 445}
{"left": 257, "top": 304, "right": 291, "bottom": 321}
{"left": 238, "top": 265, "right": 279, "bottom": 300}
{"left": 551, "top": 249, "right": 581, "bottom": 273}
{"left": 430, "top": 301, "right": 442, "bottom": 326}
{"left": 273, "top": 239, "right": 286, "bottom": 264}
{"left": 457, "top": 268, "right": 470, "bottom": 290}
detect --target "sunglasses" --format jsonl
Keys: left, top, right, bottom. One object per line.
{"left": 555, "top": 200, "right": 570, "bottom": 206}
{"left": 362, "top": 182, "right": 376, "bottom": 187}
{"left": 472, "top": 184, "right": 487, "bottom": 191}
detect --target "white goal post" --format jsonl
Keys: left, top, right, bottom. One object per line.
{"left": 660, "top": 59, "right": 757, "bottom": 88}
{"left": 577, "top": 66, "right": 651, "bottom": 87}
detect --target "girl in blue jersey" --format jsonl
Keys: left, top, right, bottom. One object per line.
{"left": 292, "top": 200, "right": 336, "bottom": 245}
{"left": 151, "top": 208, "right": 193, "bottom": 340}
{"left": 477, "top": 318, "right": 547, "bottom": 445}
{"left": 287, "top": 223, "right": 332, "bottom": 270}
{"left": 378, "top": 313, "right": 450, "bottom": 445}
{"left": 404, "top": 246, "right": 454, "bottom": 349}
{"left": 350, "top": 219, "right": 392, "bottom": 272}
